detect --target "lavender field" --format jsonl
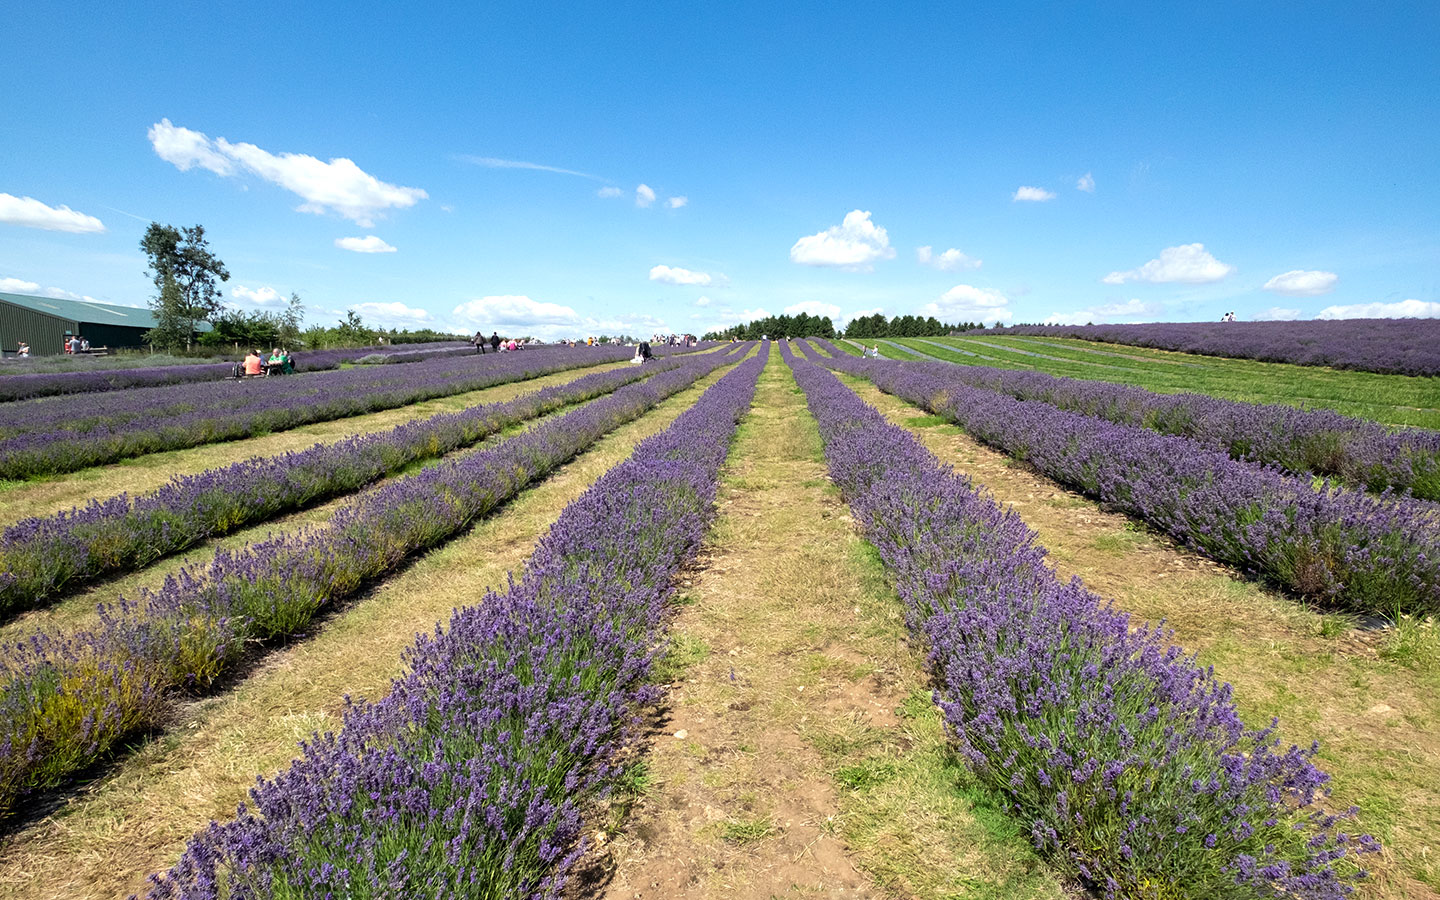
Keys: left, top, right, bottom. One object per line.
{"left": 0, "top": 334, "right": 1435, "bottom": 900}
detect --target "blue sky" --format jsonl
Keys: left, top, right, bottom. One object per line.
{"left": 3, "top": 1, "right": 1438, "bottom": 338}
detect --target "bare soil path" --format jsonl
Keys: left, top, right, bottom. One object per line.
{"left": 600, "top": 353, "right": 1065, "bottom": 900}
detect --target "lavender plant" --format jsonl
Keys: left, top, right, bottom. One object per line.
{"left": 812, "top": 340, "right": 1440, "bottom": 501}
{"left": 980, "top": 319, "right": 1440, "bottom": 376}
{"left": 0, "top": 348, "right": 745, "bottom": 822}
{"left": 0, "top": 356, "right": 694, "bottom": 618}
{"left": 139, "top": 346, "right": 767, "bottom": 900}
{"left": 799, "top": 341, "right": 1440, "bottom": 618}
{"left": 782, "top": 341, "right": 1376, "bottom": 899}
{"left": 0, "top": 345, "right": 674, "bottom": 479}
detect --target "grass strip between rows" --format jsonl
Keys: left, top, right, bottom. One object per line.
{"left": 0, "top": 349, "right": 742, "bottom": 823}
{"left": 797, "top": 341, "right": 1440, "bottom": 619}
{"left": 781, "top": 341, "right": 1377, "bottom": 899}
{"left": 140, "top": 344, "right": 768, "bottom": 899}
{"left": 0, "top": 354, "right": 700, "bottom": 618}
{"left": 817, "top": 339, "right": 1440, "bottom": 500}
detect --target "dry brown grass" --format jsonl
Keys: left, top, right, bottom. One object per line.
{"left": 842, "top": 374, "right": 1440, "bottom": 900}
{"left": 0, "top": 360, "right": 740, "bottom": 900}
{"left": 600, "top": 353, "right": 1064, "bottom": 900}
{"left": 0, "top": 359, "right": 635, "bottom": 528}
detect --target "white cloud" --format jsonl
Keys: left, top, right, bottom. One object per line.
{"left": 1262, "top": 269, "right": 1338, "bottom": 297}
{"left": 1252, "top": 307, "right": 1301, "bottom": 321}
{"left": 649, "top": 264, "right": 714, "bottom": 286}
{"left": 916, "top": 245, "right": 981, "bottom": 271}
{"left": 1076, "top": 172, "right": 1095, "bottom": 193}
{"left": 456, "top": 156, "right": 595, "bottom": 178}
{"left": 0, "top": 193, "right": 107, "bottom": 233}
{"left": 783, "top": 300, "right": 841, "bottom": 320}
{"left": 1315, "top": 299, "right": 1440, "bottom": 320}
{"left": 694, "top": 296, "right": 711, "bottom": 307}
{"left": 335, "top": 235, "right": 398, "bottom": 254}
{"left": 1103, "top": 243, "right": 1235, "bottom": 285}
{"left": 790, "top": 210, "right": 897, "bottom": 271}
{"left": 0, "top": 276, "right": 41, "bottom": 293}
{"left": 349, "top": 301, "right": 433, "bottom": 328}
{"left": 1013, "top": 186, "right": 1057, "bottom": 202}
{"left": 597, "top": 186, "right": 623, "bottom": 198}
{"left": 921, "top": 284, "right": 1013, "bottom": 323}
{"left": 149, "top": 119, "right": 427, "bottom": 227}
{"left": 147, "top": 120, "right": 235, "bottom": 175}
{"left": 635, "top": 184, "right": 656, "bottom": 208}
{"left": 666, "top": 195, "right": 688, "bottom": 209}
{"left": 1041, "top": 298, "right": 1164, "bottom": 325}
{"left": 228, "top": 285, "right": 288, "bottom": 310}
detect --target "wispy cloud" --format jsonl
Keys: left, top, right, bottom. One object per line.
{"left": 1076, "top": 172, "right": 1095, "bottom": 193}
{"left": 335, "top": 235, "right": 398, "bottom": 254}
{"left": 455, "top": 155, "right": 599, "bottom": 179}
{"left": 636, "top": 184, "right": 656, "bottom": 208}
{"left": 1262, "top": 269, "right": 1338, "bottom": 297}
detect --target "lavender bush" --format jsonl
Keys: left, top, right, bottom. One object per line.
{"left": 0, "top": 348, "right": 745, "bottom": 821}
{"left": 810, "top": 340, "right": 1440, "bottom": 501}
{"left": 0, "top": 342, "right": 473, "bottom": 404}
{"left": 139, "top": 346, "right": 767, "bottom": 899}
{"left": 798, "top": 341, "right": 1440, "bottom": 618}
{"left": 0, "top": 345, "right": 654, "bottom": 479}
{"left": 982, "top": 320, "right": 1440, "bottom": 376}
{"left": 782, "top": 341, "right": 1376, "bottom": 899}
{"left": 0, "top": 356, "right": 701, "bottom": 618}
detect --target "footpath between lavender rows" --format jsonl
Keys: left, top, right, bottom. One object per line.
{"left": 600, "top": 347, "right": 1066, "bottom": 899}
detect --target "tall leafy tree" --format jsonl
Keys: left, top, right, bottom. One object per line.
{"left": 140, "top": 223, "right": 230, "bottom": 351}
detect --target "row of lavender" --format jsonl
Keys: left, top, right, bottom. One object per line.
{"left": 799, "top": 342, "right": 1440, "bottom": 618}
{"left": 0, "top": 348, "right": 744, "bottom": 822}
{"left": 979, "top": 320, "right": 1440, "bottom": 376}
{"left": 0, "top": 345, "right": 651, "bottom": 479}
{"left": 0, "top": 351, "right": 717, "bottom": 618}
{"left": 141, "top": 346, "right": 766, "bottom": 899}
{"left": 0, "top": 342, "right": 472, "bottom": 404}
{"left": 783, "top": 342, "right": 1374, "bottom": 899}
{"left": 812, "top": 339, "right": 1440, "bottom": 500}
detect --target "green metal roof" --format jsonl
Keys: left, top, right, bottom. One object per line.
{"left": 0, "top": 292, "right": 211, "bottom": 331}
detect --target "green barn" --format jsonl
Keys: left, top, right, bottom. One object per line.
{"left": 0, "top": 291, "right": 209, "bottom": 356}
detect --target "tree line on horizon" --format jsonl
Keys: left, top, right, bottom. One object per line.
{"left": 703, "top": 311, "right": 987, "bottom": 342}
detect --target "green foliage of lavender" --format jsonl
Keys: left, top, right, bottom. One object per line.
{"left": 139, "top": 347, "right": 767, "bottom": 899}
{"left": 804, "top": 340, "right": 1440, "bottom": 618}
{"left": 0, "top": 358, "right": 690, "bottom": 617}
{"left": 0, "top": 348, "right": 747, "bottom": 822}
{"left": 783, "top": 341, "right": 1376, "bottom": 899}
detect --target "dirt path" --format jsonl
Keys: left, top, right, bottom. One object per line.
{"left": 0, "top": 358, "right": 745, "bottom": 900}
{"left": 840, "top": 374, "right": 1440, "bottom": 900}
{"left": 600, "top": 354, "right": 1064, "bottom": 900}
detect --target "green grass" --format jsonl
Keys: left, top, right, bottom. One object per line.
{"left": 893, "top": 335, "right": 1440, "bottom": 428}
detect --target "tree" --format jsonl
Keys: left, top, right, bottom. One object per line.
{"left": 141, "top": 223, "right": 230, "bottom": 351}
{"left": 279, "top": 292, "right": 305, "bottom": 347}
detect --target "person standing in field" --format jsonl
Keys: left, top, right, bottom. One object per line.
{"left": 490, "top": 331, "right": 501, "bottom": 353}
{"left": 473, "top": 332, "right": 485, "bottom": 354}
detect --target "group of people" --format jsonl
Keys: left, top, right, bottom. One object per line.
{"left": 1221, "top": 311, "right": 1238, "bottom": 322}
{"left": 238, "top": 348, "right": 294, "bottom": 378}
{"left": 64, "top": 335, "right": 91, "bottom": 354}
{"left": 471, "top": 332, "right": 526, "bottom": 354}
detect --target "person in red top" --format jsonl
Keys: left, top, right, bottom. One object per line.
{"left": 243, "top": 349, "right": 263, "bottom": 376}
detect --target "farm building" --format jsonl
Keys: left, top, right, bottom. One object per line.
{"left": 0, "top": 291, "right": 210, "bottom": 355}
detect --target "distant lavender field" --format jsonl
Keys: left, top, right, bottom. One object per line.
{"left": 985, "top": 319, "right": 1440, "bottom": 376}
